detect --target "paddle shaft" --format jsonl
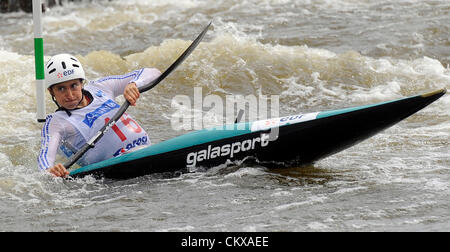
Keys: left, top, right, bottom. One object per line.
{"left": 63, "top": 21, "right": 211, "bottom": 169}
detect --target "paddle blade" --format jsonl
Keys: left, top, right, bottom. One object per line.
{"left": 63, "top": 22, "right": 212, "bottom": 170}
{"left": 139, "top": 21, "right": 212, "bottom": 93}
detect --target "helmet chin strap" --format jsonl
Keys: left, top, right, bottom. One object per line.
{"left": 52, "top": 95, "right": 72, "bottom": 117}
{"left": 75, "top": 89, "right": 85, "bottom": 107}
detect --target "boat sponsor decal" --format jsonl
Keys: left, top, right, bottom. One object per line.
{"left": 250, "top": 112, "right": 319, "bottom": 132}
{"left": 113, "top": 136, "right": 148, "bottom": 157}
{"left": 186, "top": 133, "right": 270, "bottom": 168}
{"left": 83, "top": 99, "right": 120, "bottom": 128}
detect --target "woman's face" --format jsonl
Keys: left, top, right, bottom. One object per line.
{"left": 49, "top": 79, "right": 83, "bottom": 110}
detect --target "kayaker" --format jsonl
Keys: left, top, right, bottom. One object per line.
{"left": 37, "top": 53, "right": 161, "bottom": 177}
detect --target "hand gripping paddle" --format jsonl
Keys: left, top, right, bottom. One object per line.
{"left": 63, "top": 21, "right": 212, "bottom": 169}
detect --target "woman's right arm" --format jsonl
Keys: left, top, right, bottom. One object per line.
{"left": 37, "top": 115, "right": 65, "bottom": 175}
{"left": 47, "top": 163, "right": 70, "bottom": 177}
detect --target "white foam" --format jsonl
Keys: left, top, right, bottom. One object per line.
{"left": 424, "top": 178, "right": 449, "bottom": 191}
{"left": 224, "top": 167, "right": 267, "bottom": 179}
{"left": 270, "top": 190, "right": 293, "bottom": 197}
{"left": 0, "top": 50, "right": 27, "bottom": 63}
{"left": 333, "top": 186, "right": 368, "bottom": 195}
{"left": 159, "top": 225, "right": 196, "bottom": 232}
{"left": 274, "top": 195, "right": 328, "bottom": 211}
{"left": 114, "top": 0, "right": 202, "bottom": 8}
{"left": 349, "top": 81, "right": 403, "bottom": 103}
{"left": 307, "top": 221, "right": 329, "bottom": 230}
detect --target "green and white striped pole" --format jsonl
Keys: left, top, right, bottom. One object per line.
{"left": 33, "top": 0, "right": 46, "bottom": 122}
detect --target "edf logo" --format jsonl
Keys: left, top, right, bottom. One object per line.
{"left": 64, "top": 69, "right": 74, "bottom": 76}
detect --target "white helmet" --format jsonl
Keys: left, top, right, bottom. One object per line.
{"left": 45, "top": 54, "right": 85, "bottom": 89}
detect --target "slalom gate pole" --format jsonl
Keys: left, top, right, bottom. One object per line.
{"left": 33, "top": 0, "right": 46, "bottom": 123}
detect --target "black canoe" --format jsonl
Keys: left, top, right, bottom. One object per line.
{"left": 69, "top": 89, "right": 446, "bottom": 180}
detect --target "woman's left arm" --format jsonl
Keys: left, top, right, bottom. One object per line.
{"left": 94, "top": 68, "right": 162, "bottom": 98}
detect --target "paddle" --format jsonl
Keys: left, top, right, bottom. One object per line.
{"left": 63, "top": 21, "right": 212, "bottom": 169}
